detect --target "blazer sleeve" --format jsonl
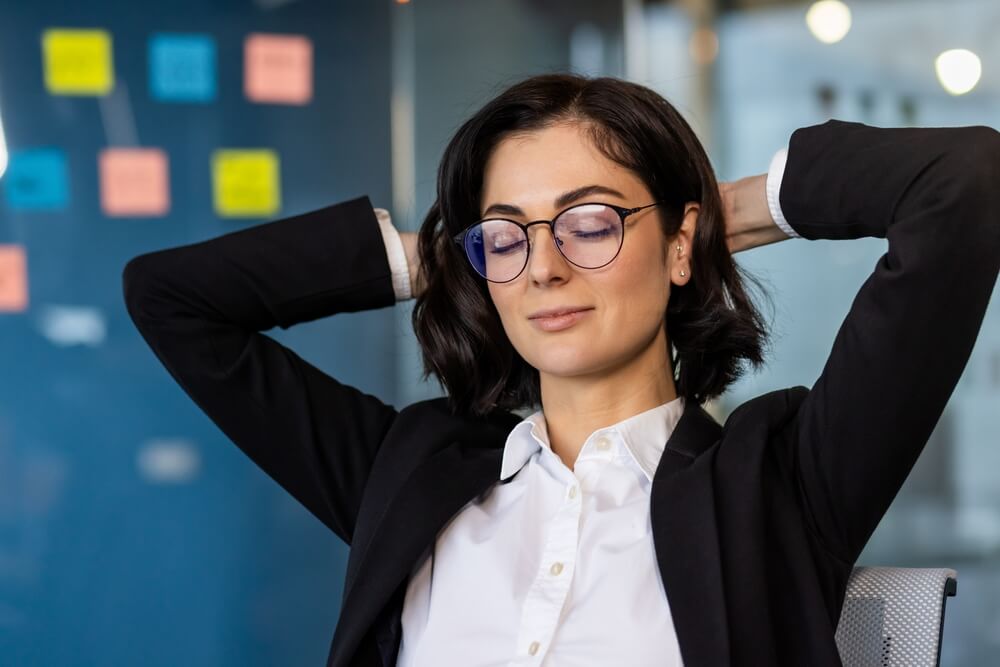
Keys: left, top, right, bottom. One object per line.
{"left": 122, "top": 194, "right": 399, "bottom": 545}
{"left": 778, "top": 119, "right": 1000, "bottom": 565}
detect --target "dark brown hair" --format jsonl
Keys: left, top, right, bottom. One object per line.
{"left": 412, "top": 73, "right": 773, "bottom": 418}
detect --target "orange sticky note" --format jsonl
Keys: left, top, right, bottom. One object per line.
{"left": 0, "top": 245, "right": 28, "bottom": 312}
{"left": 244, "top": 33, "right": 312, "bottom": 105}
{"left": 99, "top": 148, "right": 170, "bottom": 216}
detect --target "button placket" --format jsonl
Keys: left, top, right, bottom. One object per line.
{"left": 510, "top": 479, "right": 581, "bottom": 664}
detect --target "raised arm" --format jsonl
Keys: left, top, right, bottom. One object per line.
{"left": 122, "top": 195, "right": 400, "bottom": 545}
{"left": 773, "top": 120, "right": 1000, "bottom": 564}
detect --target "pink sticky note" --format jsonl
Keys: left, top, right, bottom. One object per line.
{"left": 244, "top": 33, "right": 313, "bottom": 105}
{"left": 99, "top": 148, "right": 170, "bottom": 216}
{"left": 0, "top": 245, "right": 28, "bottom": 312}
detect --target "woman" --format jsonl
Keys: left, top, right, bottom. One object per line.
{"left": 123, "top": 74, "right": 999, "bottom": 666}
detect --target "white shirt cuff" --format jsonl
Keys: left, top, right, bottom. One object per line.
{"left": 374, "top": 207, "right": 413, "bottom": 301}
{"left": 765, "top": 147, "right": 800, "bottom": 239}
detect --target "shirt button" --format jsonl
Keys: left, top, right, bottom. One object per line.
{"left": 595, "top": 436, "right": 611, "bottom": 451}
{"left": 568, "top": 485, "right": 577, "bottom": 499}
{"left": 550, "top": 561, "right": 564, "bottom": 576}
{"left": 529, "top": 640, "right": 540, "bottom": 655}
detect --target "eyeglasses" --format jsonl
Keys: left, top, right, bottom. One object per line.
{"left": 452, "top": 201, "right": 664, "bottom": 283}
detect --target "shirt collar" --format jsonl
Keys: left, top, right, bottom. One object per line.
{"left": 499, "top": 395, "right": 687, "bottom": 483}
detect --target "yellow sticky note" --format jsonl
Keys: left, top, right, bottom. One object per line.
{"left": 42, "top": 29, "right": 114, "bottom": 96}
{"left": 0, "top": 245, "right": 29, "bottom": 313}
{"left": 100, "top": 148, "right": 170, "bottom": 217}
{"left": 244, "top": 33, "right": 312, "bottom": 105}
{"left": 212, "top": 149, "right": 281, "bottom": 218}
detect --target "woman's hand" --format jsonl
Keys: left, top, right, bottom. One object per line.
{"left": 719, "top": 173, "right": 793, "bottom": 254}
{"left": 399, "top": 231, "right": 427, "bottom": 298}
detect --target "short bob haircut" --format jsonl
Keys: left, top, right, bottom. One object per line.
{"left": 412, "top": 73, "right": 772, "bottom": 419}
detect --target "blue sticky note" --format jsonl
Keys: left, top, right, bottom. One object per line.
{"left": 149, "top": 33, "right": 216, "bottom": 102}
{"left": 4, "top": 148, "right": 69, "bottom": 210}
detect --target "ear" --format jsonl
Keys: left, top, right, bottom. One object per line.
{"left": 670, "top": 202, "right": 699, "bottom": 286}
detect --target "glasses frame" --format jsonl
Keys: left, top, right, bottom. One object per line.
{"left": 451, "top": 201, "right": 664, "bottom": 283}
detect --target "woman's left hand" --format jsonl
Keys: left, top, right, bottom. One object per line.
{"left": 719, "top": 173, "right": 793, "bottom": 253}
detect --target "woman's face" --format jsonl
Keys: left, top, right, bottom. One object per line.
{"left": 482, "top": 121, "right": 694, "bottom": 381}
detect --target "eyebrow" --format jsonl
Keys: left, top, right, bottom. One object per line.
{"left": 481, "top": 184, "right": 627, "bottom": 219}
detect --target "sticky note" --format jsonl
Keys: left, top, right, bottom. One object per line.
{"left": 3, "top": 148, "right": 69, "bottom": 210}
{"left": 212, "top": 149, "right": 281, "bottom": 217}
{"left": 99, "top": 148, "right": 170, "bottom": 217}
{"left": 0, "top": 245, "right": 28, "bottom": 312}
{"left": 244, "top": 33, "right": 312, "bottom": 105}
{"left": 42, "top": 28, "right": 114, "bottom": 96}
{"left": 149, "top": 33, "right": 216, "bottom": 103}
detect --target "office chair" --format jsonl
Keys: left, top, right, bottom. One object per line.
{"left": 835, "top": 566, "right": 958, "bottom": 667}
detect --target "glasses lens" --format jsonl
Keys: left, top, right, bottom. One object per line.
{"left": 463, "top": 219, "right": 529, "bottom": 282}
{"left": 462, "top": 204, "right": 623, "bottom": 282}
{"left": 554, "top": 204, "right": 623, "bottom": 269}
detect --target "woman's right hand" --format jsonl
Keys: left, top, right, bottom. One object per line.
{"left": 399, "top": 231, "right": 426, "bottom": 298}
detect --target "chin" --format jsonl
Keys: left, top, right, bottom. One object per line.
{"left": 529, "top": 347, "right": 595, "bottom": 375}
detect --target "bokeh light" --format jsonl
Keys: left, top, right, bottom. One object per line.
{"left": 806, "top": 0, "right": 852, "bottom": 44}
{"left": 935, "top": 48, "right": 982, "bottom": 95}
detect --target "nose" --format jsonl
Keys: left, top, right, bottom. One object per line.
{"left": 524, "top": 223, "right": 570, "bottom": 283}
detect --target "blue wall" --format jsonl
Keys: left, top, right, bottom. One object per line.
{"left": 0, "top": 1, "right": 396, "bottom": 665}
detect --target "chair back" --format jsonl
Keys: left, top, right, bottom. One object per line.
{"left": 835, "top": 566, "right": 957, "bottom": 667}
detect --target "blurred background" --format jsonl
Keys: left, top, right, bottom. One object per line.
{"left": 0, "top": 0, "right": 997, "bottom": 665}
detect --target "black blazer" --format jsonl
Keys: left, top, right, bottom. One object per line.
{"left": 122, "top": 119, "right": 1000, "bottom": 666}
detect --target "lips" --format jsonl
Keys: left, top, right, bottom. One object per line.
{"left": 528, "top": 308, "right": 592, "bottom": 332}
{"left": 528, "top": 306, "right": 593, "bottom": 320}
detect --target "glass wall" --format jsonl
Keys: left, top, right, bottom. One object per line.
{"left": 631, "top": 1, "right": 999, "bottom": 664}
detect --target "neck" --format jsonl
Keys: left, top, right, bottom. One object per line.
{"left": 539, "top": 325, "right": 677, "bottom": 471}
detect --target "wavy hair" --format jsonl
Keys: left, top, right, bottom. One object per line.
{"left": 411, "top": 73, "right": 773, "bottom": 418}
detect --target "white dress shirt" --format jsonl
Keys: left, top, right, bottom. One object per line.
{"left": 397, "top": 399, "right": 687, "bottom": 666}
{"left": 369, "top": 147, "right": 795, "bottom": 665}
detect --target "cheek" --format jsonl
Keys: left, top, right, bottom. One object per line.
{"left": 488, "top": 288, "right": 547, "bottom": 358}
{"left": 604, "top": 257, "right": 669, "bottom": 323}
{"left": 488, "top": 287, "right": 518, "bottom": 335}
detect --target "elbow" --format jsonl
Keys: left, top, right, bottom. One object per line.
{"left": 968, "top": 126, "right": 1000, "bottom": 254}
{"left": 122, "top": 252, "right": 165, "bottom": 324}
{"left": 940, "top": 126, "right": 1000, "bottom": 255}
{"left": 962, "top": 125, "right": 1000, "bottom": 183}
{"left": 955, "top": 125, "right": 1000, "bottom": 192}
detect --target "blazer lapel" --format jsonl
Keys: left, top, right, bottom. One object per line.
{"left": 651, "top": 399, "right": 731, "bottom": 666}
{"left": 328, "top": 399, "right": 730, "bottom": 667}
{"left": 327, "top": 439, "right": 506, "bottom": 667}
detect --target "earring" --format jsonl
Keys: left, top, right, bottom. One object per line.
{"left": 677, "top": 245, "right": 685, "bottom": 277}
{"left": 680, "top": 269, "right": 686, "bottom": 277}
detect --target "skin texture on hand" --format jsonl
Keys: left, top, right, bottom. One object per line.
{"left": 720, "top": 173, "right": 792, "bottom": 253}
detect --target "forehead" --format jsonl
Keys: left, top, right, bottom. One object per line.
{"left": 480, "top": 123, "right": 646, "bottom": 215}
